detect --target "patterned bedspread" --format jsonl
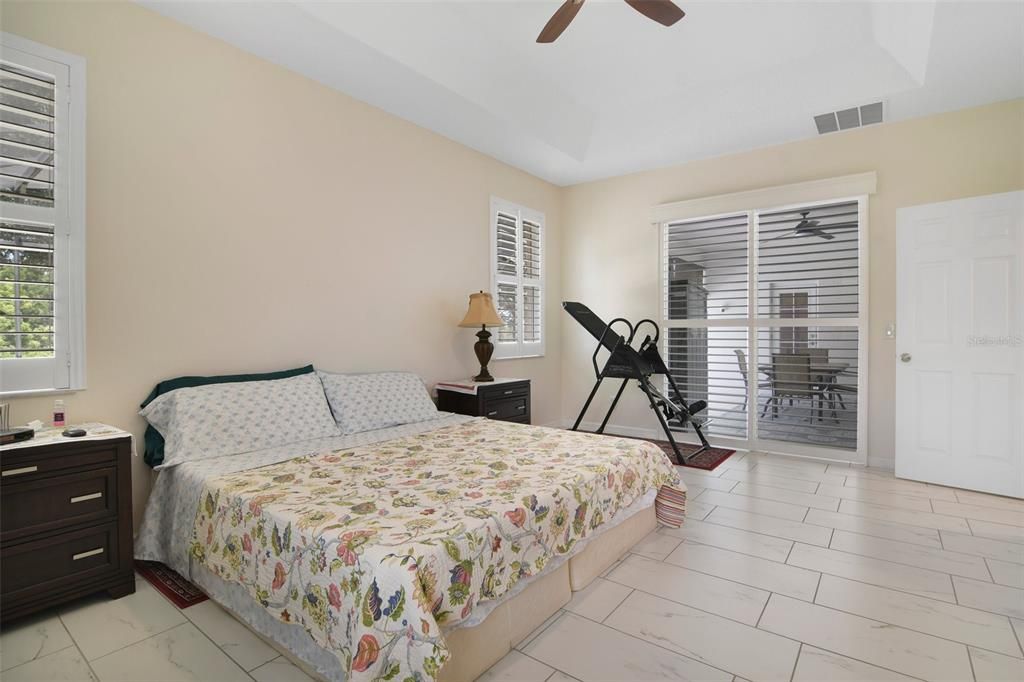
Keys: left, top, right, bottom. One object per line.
{"left": 189, "top": 419, "right": 683, "bottom": 681}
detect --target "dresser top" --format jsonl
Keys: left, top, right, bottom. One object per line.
{"left": 0, "top": 423, "right": 131, "bottom": 453}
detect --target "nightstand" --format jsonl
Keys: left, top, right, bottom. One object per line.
{"left": 436, "top": 379, "right": 531, "bottom": 424}
{"left": 0, "top": 425, "right": 135, "bottom": 624}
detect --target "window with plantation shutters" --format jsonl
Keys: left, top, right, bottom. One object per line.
{"left": 491, "top": 198, "right": 544, "bottom": 359}
{"left": 0, "top": 34, "right": 85, "bottom": 394}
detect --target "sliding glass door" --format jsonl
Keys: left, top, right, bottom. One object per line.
{"left": 661, "top": 198, "right": 867, "bottom": 462}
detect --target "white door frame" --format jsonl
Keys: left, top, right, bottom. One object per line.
{"left": 655, "top": 174, "right": 875, "bottom": 464}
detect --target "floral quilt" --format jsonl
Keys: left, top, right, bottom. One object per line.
{"left": 190, "top": 419, "right": 683, "bottom": 681}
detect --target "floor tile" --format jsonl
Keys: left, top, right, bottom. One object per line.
{"left": 665, "top": 541, "right": 819, "bottom": 601}
{"left": 786, "top": 543, "right": 956, "bottom": 603}
{"left": 731, "top": 482, "right": 839, "bottom": 511}
{"left": 751, "top": 463, "right": 846, "bottom": 486}
{"left": 563, "top": 578, "right": 631, "bottom": 623}
{"left": 814, "top": 574, "right": 1022, "bottom": 657}
{"left": 605, "top": 590, "right": 799, "bottom": 682}
{"left": 837, "top": 499, "right": 971, "bottom": 532}
{"left": 58, "top": 579, "right": 187, "bottom": 660}
{"left": 953, "top": 576, "right": 1024, "bottom": 619}
{"left": 804, "top": 508, "right": 942, "bottom": 548}
{"left": 842, "top": 476, "right": 958, "bottom": 500}
{"left": 719, "top": 469, "right": 821, "bottom": 493}
{"left": 815, "top": 483, "right": 934, "bottom": 511}
{"left": 182, "top": 599, "right": 279, "bottom": 671}
{"left": 968, "top": 519, "right": 1024, "bottom": 545}
{"left": 791, "top": 645, "right": 916, "bottom": 681}
{"left": 514, "top": 609, "right": 564, "bottom": 650}
{"left": 970, "top": 646, "right": 1024, "bottom": 681}
{"left": 660, "top": 519, "right": 793, "bottom": 562}
{"left": 747, "top": 454, "right": 831, "bottom": 473}
{"left": 0, "top": 611, "right": 74, "bottom": 671}
{"left": 933, "top": 500, "right": 1024, "bottom": 527}
{"left": 250, "top": 656, "right": 316, "bottom": 682}
{"left": 683, "top": 500, "right": 715, "bottom": 520}
{"left": 706, "top": 507, "right": 832, "bottom": 546}
{"left": 955, "top": 490, "right": 1024, "bottom": 513}
{"left": 829, "top": 529, "right": 991, "bottom": 580}
{"left": 478, "top": 650, "right": 553, "bottom": 681}
{"left": 2, "top": 646, "right": 96, "bottom": 682}
{"left": 606, "top": 554, "right": 769, "bottom": 625}
{"left": 698, "top": 491, "right": 808, "bottom": 521}
{"left": 89, "top": 622, "right": 249, "bottom": 681}
{"left": 522, "top": 612, "right": 732, "bottom": 681}
{"left": 675, "top": 469, "right": 739, "bottom": 492}
{"left": 757, "top": 594, "right": 973, "bottom": 681}
{"left": 987, "top": 558, "right": 1024, "bottom": 589}
{"left": 941, "top": 531, "right": 1024, "bottom": 563}
{"left": 683, "top": 484, "right": 706, "bottom": 499}
{"left": 545, "top": 673, "right": 579, "bottom": 682}
{"left": 629, "top": 530, "right": 682, "bottom": 560}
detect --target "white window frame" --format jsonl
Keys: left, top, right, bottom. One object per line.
{"left": 0, "top": 33, "right": 86, "bottom": 396}
{"left": 490, "top": 196, "right": 545, "bottom": 360}
{"left": 653, "top": 173, "right": 874, "bottom": 464}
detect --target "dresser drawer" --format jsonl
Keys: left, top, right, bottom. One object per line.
{"left": 482, "top": 384, "right": 530, "bottom": 400}
{"left": 482, "top": 396, "right": 529, "bottom": 420}
{"left": 1, "top": 442, "right": 118, "bottom": 483}
{"left": 1, "top": 522, "right": 120, "bottom": 599}
{"left": 2, "top": 466, "right": 118, "bottom": 541}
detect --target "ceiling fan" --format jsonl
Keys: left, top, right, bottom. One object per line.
{"left": 537, "top": 0, "right": 685, "bottom": 43}
{"left": 771, "top": 211, "right": 836, "bottom": 241}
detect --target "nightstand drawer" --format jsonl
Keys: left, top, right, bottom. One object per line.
{"left": 1, "top": 442, "right": 118, "bottom": 483}
{"left": 483, "top": 384, "right": 530, "bottom": 400}
{"left": 482, "top": 396, "right": 529, "bottom": 420}
{"left": 2, "top": 466, "right": 118, "bottom": 541}
{"left": 1, "top": 522, "right": 120, "bottom": 599}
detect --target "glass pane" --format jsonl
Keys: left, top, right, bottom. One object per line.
{"left": 664, "top": 214, "right": 748, "bottom": 320}
{"left": 665, "top": 327, "right": 748, "bottom": 439}
{"left": 756, "top": 326, "right": 859, "bottom": 450}
{"left": 495, "top": 283, "right": 517, "bottom": 344}
{"left": 758, "top": 201, "right": 859, "bottom": 319}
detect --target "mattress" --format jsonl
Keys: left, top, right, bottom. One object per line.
{"left": 136, "top": 416, "right": 683, "bottom": 682}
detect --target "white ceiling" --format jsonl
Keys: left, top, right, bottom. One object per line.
{"left": 141, "top": 1, "right": 1024, "bottom": 185}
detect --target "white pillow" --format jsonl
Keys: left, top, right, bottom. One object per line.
{"left": 319, "top": 371, "right": 439, "bottom": 434}
{"left": 140, "top": 372, "right": 341, "bottom": 468}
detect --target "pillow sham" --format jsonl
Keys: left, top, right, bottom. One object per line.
{"left": 140, "top": 364, "right": 316, "bottom": 467}
{"left": 319, "top": 371, "right": 439, "bottom": 434}
{"left": 140, "top": 372, "right": 340, "bottom": 468}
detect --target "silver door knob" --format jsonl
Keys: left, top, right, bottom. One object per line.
{"left": 900, "top": 353, "right": 912, "bottom": 363}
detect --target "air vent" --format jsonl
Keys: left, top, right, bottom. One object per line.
{"left": 814, "top": 101, "right": 884, "bottom": 134}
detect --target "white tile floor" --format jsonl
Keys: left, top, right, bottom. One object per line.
{"left": 2, "top": 450, "right": 1022, "bottom": 682}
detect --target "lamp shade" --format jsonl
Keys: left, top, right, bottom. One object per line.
{"left": 459, "top": 291, "right": 504, "bottom": 328}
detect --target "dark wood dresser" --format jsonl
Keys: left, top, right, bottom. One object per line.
{"left": 0, "top": 433, "right": 135, "bottom": 624}
{"left": 436, "top": 379, "right": 531, "bottom": 424}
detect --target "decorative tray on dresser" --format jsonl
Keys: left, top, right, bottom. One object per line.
{"left": 435, "top": 378, "right": 531, "bottom": 424}
{"left": 0, "top": 423, "right": 135, "bottom": 624}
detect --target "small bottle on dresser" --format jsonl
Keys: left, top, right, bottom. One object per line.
{"left": 53, "top": 399, "right": 66, "bottom": 427}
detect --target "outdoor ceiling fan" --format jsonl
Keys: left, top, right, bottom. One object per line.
{"left": 537, "top": 0, "right": 685, "bottom": 43}
{"left": 773, "top": 211, "right": 836, "bottom": 241}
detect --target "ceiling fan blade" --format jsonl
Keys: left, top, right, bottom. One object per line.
{"left": 537, "top": 0, "right": 586, "bottom": 43}
{"left": 623, "top": 0, "right": 685, "bottom": 27}
{"left": 806, "top": 229, "right": 835, "bottom": 240}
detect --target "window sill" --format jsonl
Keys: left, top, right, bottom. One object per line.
{"left": 0, "top": 387, "right": 85, "bottom": 399}
{"left": 493, "top": 354, "right": 545, "bottom": 361}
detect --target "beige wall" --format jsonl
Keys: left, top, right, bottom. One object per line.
{"left": 2, "top": 1, "right": 563, "bottom": 522}
{"left": 560, "top": 99, "right": 1024, "bottom": 468}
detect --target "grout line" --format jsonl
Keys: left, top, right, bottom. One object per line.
{"left": 516, "top": 609, "right": 565, "bottom": 651}
{"left": 811, "top": 573, "right": 822, "bottom": 603}
{"left": 982, "top": 557, "right": 997, "bottom": 584}
{"left": 788, "top": 642, "right": 802, "bottom": 682}
{"left": 966, "top": 643, "right": 978, "bottom": 682}
{"left": 754, "top": 591, "right": 771, "bottom": 628}
{"left": 600, "top": 588, "right": 635, "bottom": 625}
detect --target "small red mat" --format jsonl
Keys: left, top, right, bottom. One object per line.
{"left": 651, "top": 441, "right": 736, "bottom": 470}
{"left": 136, "top": 560, "right": 208, "bottom": 609}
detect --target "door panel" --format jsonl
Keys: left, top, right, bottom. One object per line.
{"left": 896, "top": 191, "right": 1023, "bottom": 498}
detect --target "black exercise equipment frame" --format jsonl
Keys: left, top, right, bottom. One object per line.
{"left": 563, "top": 301, "right": 712, "bottom": 465}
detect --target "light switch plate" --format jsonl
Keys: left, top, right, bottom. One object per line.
{"left": 885, "top": 322, "right": 896, "bottom": 339}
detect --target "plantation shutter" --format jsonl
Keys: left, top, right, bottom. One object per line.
{"left": 0, "top": 43, "right": 75, "bottom": 391}
{"left": 491, "top": 198, "right": 544, "bottom": 359}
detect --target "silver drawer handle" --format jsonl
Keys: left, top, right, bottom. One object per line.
{"left": 2, "top": 465, "right": 38, "bottom": 477}
{"left": 503, "top": 390, "right": 514, "bottom": 395}
{"left": 71, "top": 492, "right": 103, "bottom": 504}
{"left": 517, "top": 405, "right": 526, "bottom": 410}
{"left": 487, "top": 411, "right": 498, "bottom": 416}
{"left": 73, "top": 547, "right": 104, "bottom": 561}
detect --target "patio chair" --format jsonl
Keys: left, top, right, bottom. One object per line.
{"left": 762, "top": 353, "right": 828, "bottom": 421}
{"left": 734, "top": 349, "right": 771, "bottom": 411}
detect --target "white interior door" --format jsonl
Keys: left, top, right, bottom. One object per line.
{"left": 896, "top": 191, "right": 1024, "bottom": 497}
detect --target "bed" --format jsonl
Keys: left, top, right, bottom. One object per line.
{"left": 135, "top": 371, "right": 684, "bottom": 682}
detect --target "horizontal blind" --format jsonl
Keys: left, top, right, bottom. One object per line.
{"left": 1, "top": 219, "right": 55, "bottom": 358}
{"left": 522, "top": 217, "right": 541, "bottom": 344}
{"left": 495, "top": 282, "right": 518, "bottom": 344}
{"left": 495, "top": 211, "right": 518, "bottom": 277}
{"left": 664, "top": 213, "right": 749, "bottom": 320}
{"left": 665, "top": 327, "right": 748, "bottom": 438}
{"left": 757, "top": 201, "right": 859, "bottom": 318}
{"left": 0, "top": 61, "right": 55, "bottom": 208}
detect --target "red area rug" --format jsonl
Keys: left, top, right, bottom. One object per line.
{"left": 136, "top": 560, "right": 208, "bottom": 609}
{"left": 651, "top": 441, "right": 736, "bottom": 471}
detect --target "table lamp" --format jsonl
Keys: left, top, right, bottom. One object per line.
{"left": 458, "top": 291, "right": 505, "bottom": 382}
